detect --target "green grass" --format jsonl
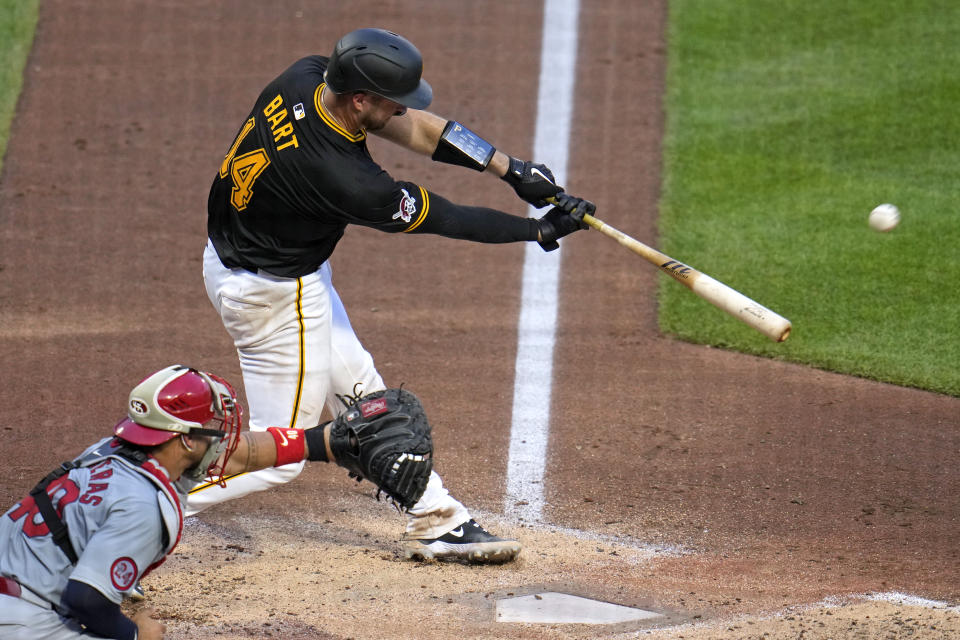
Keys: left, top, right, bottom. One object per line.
{"left": 662, "top": 0, "right": 960, "bottom": 396}
{"left": 0, "top": 0, "right": 38, "bottom": 177}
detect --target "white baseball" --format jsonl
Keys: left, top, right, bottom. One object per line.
{"left": 868, "top": 203, "right": 900, "bottom": 232}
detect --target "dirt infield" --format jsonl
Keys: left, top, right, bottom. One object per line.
{"left": 1, "top": 1, "right": 957, "bottom": 638}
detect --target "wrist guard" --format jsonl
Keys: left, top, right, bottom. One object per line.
{"left": 431, "top": 121, "right": 495, "bottom": 171}
{"left": 501, "top": 156, "right": 527, "bottom": 188}
{"left": 267, "top": 427, "right": 306, "bottom": 466}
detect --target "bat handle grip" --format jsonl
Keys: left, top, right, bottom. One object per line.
{"left": 545, "top": 195, "right": 597, "bottom": 225}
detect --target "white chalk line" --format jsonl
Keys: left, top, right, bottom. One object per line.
{"left": 861, "top": 591, "right": 960, "bottom": 611}
{"left": 602, "top": 591, "right": 960, "bottom": 637}
{"left": 505, "top": 0, "right": 580, "bottom": 523}
{"left": 474, "top": 508, "right": 687, "bottom": 558}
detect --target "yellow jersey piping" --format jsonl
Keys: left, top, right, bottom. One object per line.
{"left": 403, "top": 186, "right": 430, "bottom": 233}
{"left": 314, "top": 84, "right": 365, "bottom": 142}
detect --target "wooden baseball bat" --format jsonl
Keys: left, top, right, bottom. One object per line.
{"left": 582, "top": 213, "right": 792, "bottom": 342}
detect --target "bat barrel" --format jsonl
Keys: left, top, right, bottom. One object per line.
{"left": 692, "top": 274, "right": 792, "bottom": 342}
{"left": 582, "top": 213, "right": 792, "bottom": 342}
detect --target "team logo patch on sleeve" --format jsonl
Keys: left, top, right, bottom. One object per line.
{"left": 393, "top": 188, "right": 417, "bottom": 224}
{"left": 360, "top": 398, "right": 389, "bottom": 418}
{"left": 110, "top": 557, "right": 139, "bottom": 591}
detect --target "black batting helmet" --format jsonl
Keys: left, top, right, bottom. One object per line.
{"left": 325, "top": 28, "right": 433, "bottom": 109}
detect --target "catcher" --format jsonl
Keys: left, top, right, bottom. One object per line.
{"left": 0, "top": 365, "right": 433, "bottom": 639}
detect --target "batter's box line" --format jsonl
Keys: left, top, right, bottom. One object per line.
{"left": 602, "top": 591, "right": 960, "bottom": 640}
{"left": 761, "top": 591, "right": 960, "bottom": 622}
{"left": 858, "top": 591, "right": 959, "bottom": 612}
{"left": 469, "top": 508, "right": 689, "bottom": 558}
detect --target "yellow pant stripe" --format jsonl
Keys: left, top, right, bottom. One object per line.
{"left": 288, "top": 277, "right": 306, "bottom": 428}
{"left": 187, "top": 472, "right": 248, "bottom": 495}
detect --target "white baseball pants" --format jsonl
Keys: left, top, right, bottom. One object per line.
{"left": 188, "top": 241, "right": 469, "bottom": 539}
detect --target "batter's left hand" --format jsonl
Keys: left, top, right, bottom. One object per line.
{"left": 535, "top": 193, "right": 594, "bottom": 251}
{"left": 502, "top": 157, "right": 562, "bottom": 208}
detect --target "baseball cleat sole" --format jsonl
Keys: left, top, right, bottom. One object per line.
{"left": 403, "top": 539, "right": 522, "bottom": 564}
{"left": 402, "top": 519, "right": 522, "bottom": 564}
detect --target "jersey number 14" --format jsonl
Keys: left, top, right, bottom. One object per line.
{"left": 220, "top": 117, "right": 271, "bottom": 211}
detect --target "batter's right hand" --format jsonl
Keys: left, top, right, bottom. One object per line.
{"left": 133, "top": 607, "right": 167, "bottom": 640}
{"left": 502, "top": 156, "right": 563, "bottom": 208}
{"left": 535, "top": 193, "right": 594, "bottom": 251}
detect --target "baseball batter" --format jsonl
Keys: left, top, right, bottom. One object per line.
{"left": 0, "top": 365, "right": 433, "bottom": 638}
{"left": 190, "top": 27, "right": 594, "bottom": 563}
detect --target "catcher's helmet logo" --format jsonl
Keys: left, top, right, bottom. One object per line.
{"left": 129, "top": 399, "right": 148, "bottom": 415}
{"left": 393, "top": 188, "right": 417, "bottom": 223}
{"left": 110, "top": 557, "right": 138, "bottom": 591}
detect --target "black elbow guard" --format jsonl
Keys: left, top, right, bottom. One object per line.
{"left": 431, "top": 121, "right": 495, "bottom": 171}
{"left": 60, "top": 580, "right": 138, "bottom": 640}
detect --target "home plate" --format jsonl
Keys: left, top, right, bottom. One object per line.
{"left": 496, "top": 592, "right": 663, "bottom": 624}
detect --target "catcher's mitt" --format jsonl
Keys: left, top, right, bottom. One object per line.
{"left": 328, "top": 388, "right": 433, "bottom": 510}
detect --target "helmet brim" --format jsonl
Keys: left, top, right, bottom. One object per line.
{"left": 390, "top": 78, "right": 433, "bottom": 110}
{"left": 114, "top": 417, "right": 180, "bottom": 447}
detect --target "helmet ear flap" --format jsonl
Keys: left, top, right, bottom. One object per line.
{"left": 182, "top": 431, "right": 225, "bottom": 483}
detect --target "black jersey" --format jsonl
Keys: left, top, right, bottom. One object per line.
{"left": 208, "top": 56, "right": 432, "bottom": 277}
{"left": 208, "top": 56, "right": 538, "bottom": 278}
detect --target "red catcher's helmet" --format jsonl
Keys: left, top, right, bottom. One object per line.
{"left": 114, "top": 365, "right": 242, "bottom": 484}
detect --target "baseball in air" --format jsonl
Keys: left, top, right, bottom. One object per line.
{"left": 868, "top": 203, "right": 900, "bottom": 232}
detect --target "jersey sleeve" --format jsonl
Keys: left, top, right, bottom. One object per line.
{"left": 345, "top": 174, "right": 538, "bottom": 243}
{"left": 403, "top": 189, "right": 540, "bottom": 243}
{"left": 331, "top": 170, "right": 432, "bottom": 232}
{"left": 67, "top": 494, "right": 165, "bottom": 604}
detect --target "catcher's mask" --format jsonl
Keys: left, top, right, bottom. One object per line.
{"left": 324, "top": 27, "right": 432, "bottom": 109}
{"left": 114, "top": 365, "right": 242, "bottom": 485}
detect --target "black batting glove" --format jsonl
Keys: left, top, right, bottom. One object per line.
{"left": 502, "top": 156, "right": 562, "bottom": 208}
{"left": 535, "top": 193, "right": 595, "bottom": 251}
